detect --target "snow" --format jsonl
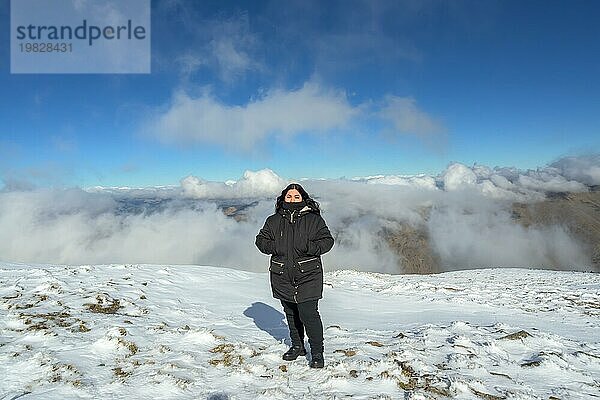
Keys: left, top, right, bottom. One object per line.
{"left": 1, "top": 261, "right": 599, "bottom": 399}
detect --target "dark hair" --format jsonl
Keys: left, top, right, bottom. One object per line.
{"left": 276, "top": 182, "right": 321, "bottom": 214}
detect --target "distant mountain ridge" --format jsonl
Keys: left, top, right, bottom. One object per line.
{"left": 382, "top": 188, "right": 600, "bottom": 274}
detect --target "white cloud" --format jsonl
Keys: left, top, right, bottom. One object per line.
{"left": 142, "top": 79, "right": 450, "bottom": 153}
{"left": 143, "top": 82, "right": 359, "bottom": 152}
{"left": 427, "top": 200, "right": 589, "bottom": 269}
{"left": 181, "top": 169, "right": 287, "bottom": 199}
{"left": 550, "top": 154, "right": 600, "bottom": 186}
{"left": 442, "top": 163, "right": 477, "bottom": 191}
{"left": 174, "top": 12, "right": 263, "bottom": 84}
{"left": 364, "top": 175, "right": 438, "bottom": 191}
{"left": 517, "top": 173, "right": 588, "bottom": 193}
{"left": 211, "top": 35, "right": 260, "bottom": 83}
{"left": 379, "top": 96, "right": 444, "bottom": 137}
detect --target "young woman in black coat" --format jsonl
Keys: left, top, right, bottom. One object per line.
{"left": 255, "top": 183, "right": 334, "bottom": 368}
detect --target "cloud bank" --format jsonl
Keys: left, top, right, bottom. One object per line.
{"left": 0, "top": 155, "right": 597, "bottom": 273}
{"left": 549, "top": 154, "right": 600, "bottom": 186}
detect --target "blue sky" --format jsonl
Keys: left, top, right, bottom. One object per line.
{"left": 1, "top": 0, "right": 599, "bottom": 188}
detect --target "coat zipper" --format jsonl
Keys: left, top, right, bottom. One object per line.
{"left": 297, "top": 256, "right": 319, "bottom": 264}
{"left": 297, "top": 257, "right": 320, "bottom": 272}
{"left": 288, "top": 209, "right": 299, "bottom": 302}
{"left": 298, "top": 257, "right": 319, "bottom": 264}
{"left": 270, "top": 259, "right": 284, "bottom": 274}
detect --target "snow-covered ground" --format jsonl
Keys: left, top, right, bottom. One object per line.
{"left": 1, "top": 261, "right": 599, "bottom": 399}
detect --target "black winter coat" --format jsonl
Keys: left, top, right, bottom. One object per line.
{"left": 255, "top": 203, "right": 334, "bottom": 303}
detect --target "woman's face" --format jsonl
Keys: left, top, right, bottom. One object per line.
{"left": 284, "top": 188, "right": 303, "bottom": 203}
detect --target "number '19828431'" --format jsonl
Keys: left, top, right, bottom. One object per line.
{"left": 19, "top": 43, "right": 72, "bottom": 52}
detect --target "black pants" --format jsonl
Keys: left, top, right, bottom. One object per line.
{"left": 280, "top": 299, "right": 324, "bottom": 354}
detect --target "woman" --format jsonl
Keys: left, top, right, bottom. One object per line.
{"left": 255, "top": 183, "right": 334, "bottom": 368}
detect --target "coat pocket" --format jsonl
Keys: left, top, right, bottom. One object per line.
{"left": 269, "top": 259, "right": 285, "bottom": 274}
{"left": 296, "top": 256, "right": 321, "bottom": 273}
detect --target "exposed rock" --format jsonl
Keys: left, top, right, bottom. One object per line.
{"left": 384, "top": 222, "right": 441, "bottom": 274}
{"left": 512, "top": 190, "right": 600, "bottom": 271}
{"left": 498, "top": 330, "right": 531, "bottom": 340}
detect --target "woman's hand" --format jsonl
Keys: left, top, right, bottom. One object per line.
{"left": 307, "top": 240, "right": 320, "bottom": 256}
{"left": 307, "top": 216, "right": 334, "bottom": 256}
{"left": 256, "top": 218, "right": 277, "bottom": 255}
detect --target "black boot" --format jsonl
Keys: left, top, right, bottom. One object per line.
{"left": 282, "top": 345, "right": 306, "bottom": 361}
{"left": 309, "top": 352, "right": 324, "bottom": 368}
